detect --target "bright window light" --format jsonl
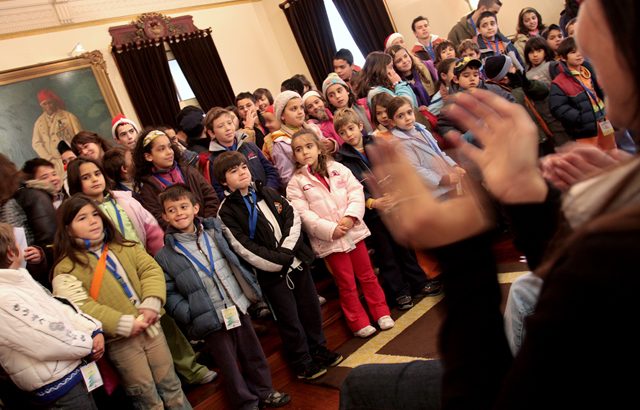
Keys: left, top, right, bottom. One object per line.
{"left": 168, "top": 59, "right": 196, "bottom": 101}
{"left": 323, "top": 0, "right": 366, "bottom": 67}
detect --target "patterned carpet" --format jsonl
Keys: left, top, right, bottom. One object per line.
{"left": 314, "top": 269, "right": 528, "bottom": 389}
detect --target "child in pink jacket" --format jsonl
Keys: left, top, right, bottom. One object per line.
{"left": 286, "top": 130, "right": 393, "bottom": 338}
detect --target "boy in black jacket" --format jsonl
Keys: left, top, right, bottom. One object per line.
{"left": 333, "top": 108, "right": 439, "bottom": 310}
{"left": 214, "top": 152, "right": 342, "bottom": 380}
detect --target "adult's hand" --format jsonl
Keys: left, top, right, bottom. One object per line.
{"left": 367, "top": 141, "right": 494, "bottom": 249}
{"left": 540, "top": 143, "right": 631, "bottom": 191}
{"left": 443, "top": 89, "right": 548, "bottom": 204}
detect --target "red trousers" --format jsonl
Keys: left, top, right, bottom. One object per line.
{"left": 325, "top": 241, "right": 390, "bottom": 332}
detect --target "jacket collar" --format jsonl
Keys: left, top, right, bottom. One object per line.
{"left": 164, "top": 216, "right": 220, "bottom": 246}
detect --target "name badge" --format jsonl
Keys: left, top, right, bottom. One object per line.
{"left": 80, "top": 361, "right": 104, "bottom": 392}
{"left": 599, "top": 119, "right": 615, "bottom": 136}
{"left": 221, "top": 305, "right": 241, "bottom": 330}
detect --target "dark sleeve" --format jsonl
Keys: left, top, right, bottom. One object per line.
{"left": 15, "top": 188, "right": 56, "bottom": 247}
{"left": 138, "top": 182, "right": 167, "bottom": 230}
{"left": 155, "top": 252, "right": 191, "bottom": 326}
{"left": 218, "top": 203, "right": 293, "bottom": 272}
{"left": 503, "top": 185, "right": 562, "bottom": 270}
{"left": 192, "top": 169, "right": 220, "bottom": 217}
{"left": 549, "top": 83, "right": 580, "bottom": 125}
{"left": 431, "top": 231, "right": 513, "bottom": 410}
{"left": 258, "top": 149, "right": 282, "bottom": 192}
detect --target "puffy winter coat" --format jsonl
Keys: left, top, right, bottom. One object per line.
{"left": 287, "top": 160, "right": 370, "bottom": 258}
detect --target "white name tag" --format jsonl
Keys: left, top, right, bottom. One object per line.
{"left": 221, "top": 305, "right": 241, "bottom": 330}
{"left": 80, "top": 361, "right": 103, "bottom": 392}
{"left": 599, "top": 119, "right": 615, "bottom": 136}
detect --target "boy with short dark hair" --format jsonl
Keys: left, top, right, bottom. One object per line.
{"left": 214, "top": 152, "right": 342, "bottom": 380}
{"left": 21, "top": 157, "right": 66, "bottom": 208}
{"left": 333, "top": 48, "right": 360, "bottom": 86}
{"left": 549, "top": 37, "right": 615, "bottom": 149}
{"left": 475, "top": 11, "right": 525, "bottom": 69}
{"left": 154, "top": 184, "right": 290, "bottom": 409}
{"left": 235, "top": 92, "right": 267, "bottom": 149}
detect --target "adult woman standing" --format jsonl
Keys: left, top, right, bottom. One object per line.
{"left": 341, "top": 1, "right": 640, "bottom": 408}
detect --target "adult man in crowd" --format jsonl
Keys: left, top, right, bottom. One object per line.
{"left": 411, "top": 16, "right": 444, "bottom": 61}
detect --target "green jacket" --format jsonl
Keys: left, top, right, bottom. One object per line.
{"left": 448, "top": 13, "right": 476, "bottom": 47}
{"left": 53, "top": 243, "right": 166, "bottom": 337}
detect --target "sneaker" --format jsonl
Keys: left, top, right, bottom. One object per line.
{"left": 260, "top": 391, "right": 291, "bottom": 408}
{"left": 377, "top": 315, "right": 395, "bottom": 330}
{"left": 396, "top": 295, "right": 413, "bottom": 310}
{"left": 354, "top": 325, "right": 376, "bottom": 338}
{"left": 296, "top": 361, "right": 327, "bottom": 380}
{"left": 419, "top": 279, "right": 443, "bottom": 296}
{"left": 318, "top": 295, "right": 327, "bottom": 306}
{"left": 312, "top": 346, "right": 344, "bottom": 368}
{"left": 196, "top": 369, "right": 218, "bottom": 384}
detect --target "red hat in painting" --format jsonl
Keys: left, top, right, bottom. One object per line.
{"left": 37, "top": 89, "right": 65, "bottom": 109}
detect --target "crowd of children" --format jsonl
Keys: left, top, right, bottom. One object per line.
{"left": 0, "top": 1, "right": 635, "bottom": 409}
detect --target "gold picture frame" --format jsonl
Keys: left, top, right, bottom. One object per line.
{"left": 0, "top": 50, "right": 122, "bottom": 168}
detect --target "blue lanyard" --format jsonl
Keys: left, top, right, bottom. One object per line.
{"left": 468, "top": 16, "right": 478, "bottom": 35}
{"left": 572, "top": 73, "right": 605, "bottom": 115}
{"left": 175, "top": 232, "right": 216, "bottom": 277}
{"left": 91, "top": 247, "right": 134, "bottom": 300}
{"left": 242, "top": 190, "right": 259, "bottom": 240}
{"left": 483, "top": 37, "right": 500, "bottom": 54}
{"left": 224, "top": 141, "right": 238, "bottom": 151}
{"left": 153, "top": 164, "right": 185, "bottom": 188}
{"left": 109, "top": 199, "right": 125, "bottom": 235}
{"left": 426, "top": 44, "right": 435, "bottom": 61}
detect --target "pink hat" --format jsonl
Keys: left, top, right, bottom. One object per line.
{"left": 111, "top": 114, "right": 139, "bottom": 139}
{"left": 384, "top": 33, "right": 404, "bottom": 50}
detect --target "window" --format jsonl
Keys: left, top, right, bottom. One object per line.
{"left": 323, "top": 0, "right": 366, "bottom": 67}
{"left": 168, "top": 59, "right": 196, "bottom": 102}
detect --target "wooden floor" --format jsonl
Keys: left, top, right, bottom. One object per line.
{"left": 186, "top": 233, "right": 522, "bottom": 410}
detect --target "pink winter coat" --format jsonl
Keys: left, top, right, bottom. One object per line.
{"left": 286, "top": 160, "right": 370, "bottom": 258}
{"left": 111, "top": 190, "right": 164, "bottom": 256}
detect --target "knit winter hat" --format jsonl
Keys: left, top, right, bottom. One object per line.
{"left": 176, "top": 105, "right": 205, "bottom": 140}
{"left": 302, "top": 90, "right": 322, "bottom": 104}
{"left": 384, "top": 32, "right": 404, "bottom": 50}
{"left": 111, "top": 114, "right": 139, "bottom": 140}
{"left": 321, "top": 73, "right": 348, "bottom": 99}
{"left": 274, "top": 90, "right": 302, "bottom": 122}
{"left": 483, "top": 55, "right": 513, "bottom": 82}
{"left": 453, "top": 57, "right": 483, "bottom": 76}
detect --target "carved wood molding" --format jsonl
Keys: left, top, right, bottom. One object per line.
{"left": 109, "top": 13, "right": 198, "bottom": 49}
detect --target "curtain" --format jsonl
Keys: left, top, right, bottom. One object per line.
{"left": 112, "top": 42, "right": 180, "bottom": 127}
{"left": 168, "top": 30, "right": 235, "bottom": 112}
{"left": 332, "top": 0, "right": 394, "bottom": 55}
{"left": 281, "top": 0, "right": 336, "bottom": 89}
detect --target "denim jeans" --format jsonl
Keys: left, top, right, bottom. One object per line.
{"left": 503, "top": 272, "right": 543, "bottom": 355}
{"left": 340, "top": 360, "right": 443, "bottom": 410}
{"left": 107, "top": 329, "right": 191, "bottom": 410}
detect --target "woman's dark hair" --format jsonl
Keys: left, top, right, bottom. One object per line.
{"left": 290, "top": 130, "right": 330, "bottom": 177}
{"left": 132, "top": 128, "right": 182, "bottom": 190}
{"left": 70, "top": 131, "right": 113, "bottom": 157}
{"left": 517, "top": 7, "right": 546, "bottom": 35}
{"left": 524, "top": 36, "right": 555, "bottom": 66}
{"left": 354, "top": 52, "right": 394, "bottom": 99}
{"left": 53, "top": 193, "right": 131, "bottom": 271}
{"left": 253, "top": 88, "right": 274, "bottom": 105}
{"left": 600, "top": 0, "right": 640, "bottom": 123}
{"left": 0, "top": 154, "right": 22, "bottom": 203}
{"left": 563, "top": 0, "right": 580, "bottom": 20}
{"left": 66, "top": 157, "right": 113, "bottom": 196}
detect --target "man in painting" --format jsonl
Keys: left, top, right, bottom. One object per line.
{"left": 31, "top": 89, "right": 82, "bottom": 177}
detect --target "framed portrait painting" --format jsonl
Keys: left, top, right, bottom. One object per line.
{"left": 0, "top": 50, "right": 121, "bottom": 171}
